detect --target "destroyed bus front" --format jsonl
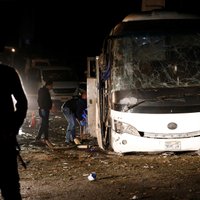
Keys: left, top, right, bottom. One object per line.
{"left": 100, "top": 12, "right": 200, "bottom": 153}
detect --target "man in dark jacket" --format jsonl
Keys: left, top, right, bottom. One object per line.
{"left": 61, "top": 91, "right": 87, "bottom": 145}
{"left": 0, "top": 64, "right": 28, "bottom": 200}
{"left": 36, "top": 80, "right": 53, "bottom": 142}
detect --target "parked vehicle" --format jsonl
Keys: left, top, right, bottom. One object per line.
{"left": 24, "top": 58, "right": 79, "bottom": 109}
{"left": 39, "top": 66, "right": 79, "bottom": 102}
{"left": 87, "top": 2, "right": 200, "bottom": 153}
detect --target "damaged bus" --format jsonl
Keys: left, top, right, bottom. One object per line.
{"left": 88, "top": 10, "right": 200, "bottom": 153}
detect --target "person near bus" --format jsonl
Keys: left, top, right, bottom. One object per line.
{"left": 36, "top": 79, "right": 53, "bottom": 143}
{"left": 61, "top": 91, "right": 87, "bottom": 145}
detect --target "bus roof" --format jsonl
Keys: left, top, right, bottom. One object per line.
{"left": 122, "top": 11, "right": 200, "bottom": 22}
{"left": 110, "top": 11, "right": 200, "bottom": 36}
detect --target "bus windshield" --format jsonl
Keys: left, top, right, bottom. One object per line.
{"left": 111, "top": 30, "right": 200, "bottom": 91}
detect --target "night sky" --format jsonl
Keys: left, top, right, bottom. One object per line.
{"left": 30, "top": 1, "right": 134, "bottom": 57}
{"left": 1, "top": 0, "right": 200, "bottom": 66}
{"left": 1, "top": 1, "right": 133, "bottom": 57}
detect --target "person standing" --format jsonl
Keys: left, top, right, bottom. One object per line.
{"left": 0, "top": 64, "right": 28, "bottom": 200}
{"left": 61, "top": 91, "right": 87, "bottom": 145}
{"left": 36, "top": 80, "right": 53, "bottom": 142}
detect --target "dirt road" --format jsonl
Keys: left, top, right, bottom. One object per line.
{"left": 10, "top": 111, "right": 200, "bottom": 200}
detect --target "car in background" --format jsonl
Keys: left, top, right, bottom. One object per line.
{"left": 24, "top": 63, "right": 79, "bottom": 110}
{"left": 40, "top": 66, "right": 79, "bottom": 102}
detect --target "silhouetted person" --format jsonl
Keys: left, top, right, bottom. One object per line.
{"left": 0, "top": 64, "right": 28, "bottom": 200}
{"left": 36, "top": 80, "right": 53, "bottom": 142}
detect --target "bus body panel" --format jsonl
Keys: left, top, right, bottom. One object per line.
{"left": 110, "top": 110, "right": 200, "bottom": 153}
{"left": 111, "top": 110, "right": 200, "bottom": 134}
{"left": 93, "top": 10, "right": 200, "bottom": 153}
{"left": 111, "top": 132, "right": 200, "bottom": 153}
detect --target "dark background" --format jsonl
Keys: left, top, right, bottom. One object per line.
{"left": 0, "top": 1, "right": 134, "bottom": 57}
{"left": 0, "top": 0, "right": 200, "bottom": 73}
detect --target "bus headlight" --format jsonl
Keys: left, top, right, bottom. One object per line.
{"left": 114, "top": 120, "right": 140, "bottom": 136}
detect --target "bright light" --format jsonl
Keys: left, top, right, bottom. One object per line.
{"left": 11, "top": 48, "right": 15, "bottom": 53}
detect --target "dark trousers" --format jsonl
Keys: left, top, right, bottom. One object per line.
{"left": 37, "top": 109, "right": 50, "bottom": 140}
{"left": 0, "top": 145, "right": 22, "bottom": 200}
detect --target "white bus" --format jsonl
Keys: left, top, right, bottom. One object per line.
{"left": 88, "top": 10, "right": 200, "bottom": 153}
